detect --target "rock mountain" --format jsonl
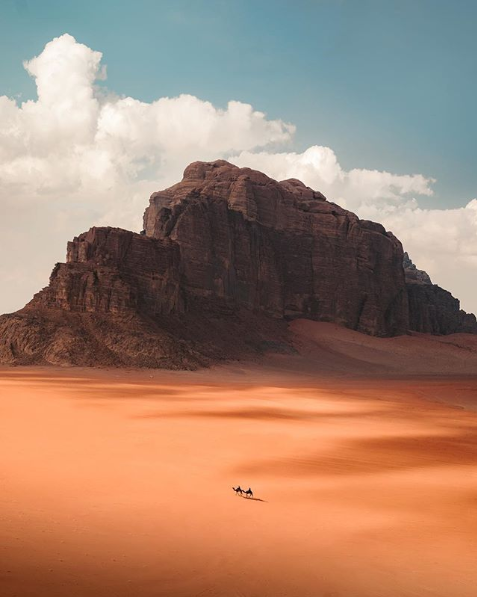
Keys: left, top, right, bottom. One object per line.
{"left": 1, "top": 160, "right": 475, "bottom": 367}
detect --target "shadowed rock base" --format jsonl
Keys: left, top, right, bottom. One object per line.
{"left": 1, "top": 161, "right": 475, "bottom": 367}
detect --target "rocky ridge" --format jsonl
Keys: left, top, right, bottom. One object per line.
{"left": 0, "top": 160, "right": 475, "bottom": 368}
{"left": 403, "top": 253, "right": 477, "bottom": 335}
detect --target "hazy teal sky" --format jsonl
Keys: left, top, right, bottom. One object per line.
{"left": 1, "top": 0, "right": 476, "bottom": 208}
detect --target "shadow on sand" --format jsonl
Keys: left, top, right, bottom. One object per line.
{"left": 237, "top": 494, "right": 267, "bottom": 503}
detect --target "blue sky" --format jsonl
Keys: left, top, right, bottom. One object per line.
{"left": 1, "top": 0, "right": 476, "bottom": 209}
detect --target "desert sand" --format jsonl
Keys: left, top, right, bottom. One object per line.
{"left": 2, "top": 322, "right": 477, "bottom": 597}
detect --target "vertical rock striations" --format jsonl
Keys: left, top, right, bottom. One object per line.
{"left": 143, "top": 160, "right": 409, "bottom": 336}
{"left": 404, "top": 253, "right": 477, "bottom": 334}
{"left": 0, "top": 160, "right": 475, "bottom": 367}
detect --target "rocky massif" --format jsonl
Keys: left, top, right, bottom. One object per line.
{"left": 1, "top": 160, "right": 476, "bottom": 367}
{"left": 403, "top": 253, "right": 477, "bottom": 335}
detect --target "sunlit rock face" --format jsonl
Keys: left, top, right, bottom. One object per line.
{"left": 0, "top": 161, "right": 475, "bottom": 368}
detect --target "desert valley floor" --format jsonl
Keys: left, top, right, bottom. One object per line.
{"left": 2, "top": 322, "right": 477, "bottom": 597}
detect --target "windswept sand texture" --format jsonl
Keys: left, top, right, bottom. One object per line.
{"left": 2, "top": 325, "right": 477, "bottom": 597}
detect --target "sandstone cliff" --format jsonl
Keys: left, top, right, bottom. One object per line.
{"left": 143, "top": 160, "right": 408, "bottom": 336}
{"left": 0, "top": 160, "right": 475, "bottom": 367}
{"left": 403, "top": 253, "right": 477, "bottom": 335}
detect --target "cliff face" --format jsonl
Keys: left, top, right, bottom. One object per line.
{"left": 403, "top": 254, "right": 477, "bottom": 335}
{"left": 143, "top": 160, "right": 408, "bottom": 336}
{"left": 38, "top": 227, "right": 182, "bottom": 316}
{"left": 0, "top": 160, "right": 475, "bottom": 368}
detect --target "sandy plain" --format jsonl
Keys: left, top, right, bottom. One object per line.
{"left": 1, "top": 322, "right": 477, "bottom": 597}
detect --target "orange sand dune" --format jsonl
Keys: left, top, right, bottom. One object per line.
{"left": 1, "top": 324, "right": 477, "bottom": 596}
{"left": 287, "top": 320, "right": 477, "bottom": 376}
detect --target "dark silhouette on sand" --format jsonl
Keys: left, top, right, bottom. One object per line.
{"left": 233, "top": 486, "right": 265, "bottom": 501}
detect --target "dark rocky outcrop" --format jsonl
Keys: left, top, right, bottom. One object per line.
{"left": 403, "top": 252, "right": 432, "bottom": 285}
{"left": 404, "top": 253, "right": 477, "bottom": 335}
{"left": 143, "top": 160, "right": 408, "bottom": 336}
{"left": 0, "top": 160, "right": 475, "bottom": 367}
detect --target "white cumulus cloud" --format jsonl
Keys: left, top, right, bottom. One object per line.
{"left": 0, "top": 34, "right": 476, "bottom": 316}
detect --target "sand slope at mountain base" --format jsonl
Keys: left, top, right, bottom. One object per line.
{"left": 286, "top": 319, "right": 477, "bottom": 376}
{"left": 1, "top": 365, "right": 477, "bottom": 597}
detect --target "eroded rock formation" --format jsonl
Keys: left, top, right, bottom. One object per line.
{"left": 404, "top": 253, "right": 477, "bottom": 334}
{"left": 143, "top": 160, "right": 408, "bottom": 335}
{"left": 0, "top": 160, "right": 475, "bottom": 367}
